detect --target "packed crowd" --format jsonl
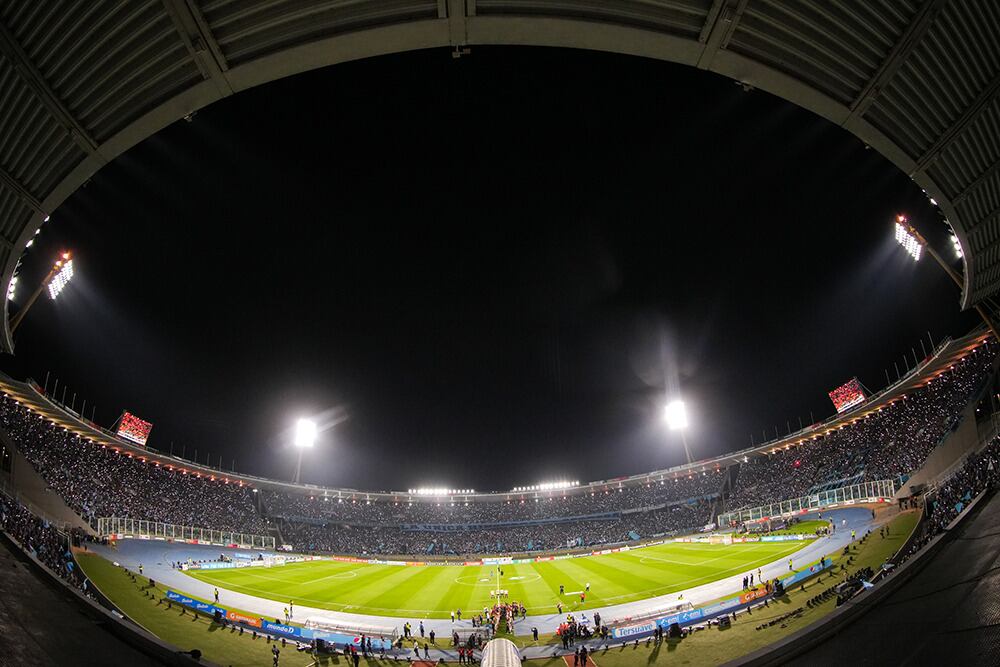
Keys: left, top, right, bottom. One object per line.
{"left": 487, "top": 600, "right": 525, "bottom": 633}
{"left": 1, "top": 338, "right": 993, "bottom": 558}
{"left": 727, "top": 345, "right": 995, "bottom": 511}
{"left": 926, "top": 435, "right": 1000, "bottom": 534}
{"left": 0, "top": 493, "right": 86, "bottom": 591}
{"left": 0, "top": 396, "right": 267, "bottom": 534}
{"left": 261, "top": 472, "right": 724, "bottom": 526}
{"left": 278, "top": 500, "right": 713, "bottom": 554}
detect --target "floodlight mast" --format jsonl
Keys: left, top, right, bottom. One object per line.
{"left": 10, "top": 251, "right": 73, "bottom": 335}
{"left": 893, "top": 215, "right": 1000, "bottom": 341}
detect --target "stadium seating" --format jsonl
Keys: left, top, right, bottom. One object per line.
{"left": 0, "top": 339, "right": 994, "bottom": 556}
{"left": 725, "top": 346, "right": 995, "bottom": 513}
{"left": 275, "top": 500, "right": 715, "bottom": 555}
{"left": 0, "top": 398, "right": 267, "bottom": 534}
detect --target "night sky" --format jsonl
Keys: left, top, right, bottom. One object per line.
{"left": 1, "top": 47, "right": 979, "bottom": 492}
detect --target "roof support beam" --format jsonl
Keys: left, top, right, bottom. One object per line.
{"left": 438, "top": 0, "right": 469, "bottom": 49}
{"left": 845, "top": 0, "right": 947, "bottom": 123}
{"left": 161, "top": 0, "right": 233, "bottom": 96}
{"left": 914, "top": 70, "right": 1000, "bottom": 175}
{"left": 696, "top": 0, "right": 748, "bottom": 70}
{"left": 0, "top": 20, "right": 97, "bottom": 155}
{"left": 954, "top": 153, "right": 1000, "bottom": 206}
{"left": 0, "top": 167, "right": 43, "bottom": 215}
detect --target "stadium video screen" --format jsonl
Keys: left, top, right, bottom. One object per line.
{"left": 828, "top": 378, "right": 866, "bottom": 414}
{"left": 117, "top": 411, "right": 153, "bottom": 446}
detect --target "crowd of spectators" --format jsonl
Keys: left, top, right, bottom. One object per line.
{"left": 261, "top": 472, "right": 723, "bottom": 525}
{"left": 727, "top": 345, "right": 995, "bottom": 512}
{"left": 925, "top": 435, "right": 1000, "bottom": 534}
{"left": 0, "top": 396, "right": 267, "bottom": 534}
{"left": 0, "top": 493, "right": 87, "bottom": 591}
{"left": 278, "top": 500, "right": 713, "bottom": 555}
{"left": 1, "top": 339, "right": 994, "bottom": 558}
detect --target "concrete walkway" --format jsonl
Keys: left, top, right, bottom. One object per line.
{"left": 89, "top": 507, "right": 877, "bottom": 642}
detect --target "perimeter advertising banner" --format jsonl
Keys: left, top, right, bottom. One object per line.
{"left": 612, "top": 622, "right": 656, "bottom": 639}
{"left": 164, "top": 590, "right": 227, "bottom": 618}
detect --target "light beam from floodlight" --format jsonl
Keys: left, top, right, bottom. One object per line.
{"left": 292, "top": 418, "right": 317, "bottom": 484}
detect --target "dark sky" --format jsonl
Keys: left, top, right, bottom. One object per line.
{"left": 1, "top": 47, "right": 979, "bottom": 492}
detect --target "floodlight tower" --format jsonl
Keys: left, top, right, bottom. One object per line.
{"left": 9, "top": 251, "right": 74, "bottom": 334}
{"left": 893, "top": 215, "right": 1000, "bottom": 340}
{"left": 292, "top": 418, "right": 317, "bottom": 484}
{"left": 664, "top": 399, "right": 693, "bottom": 464}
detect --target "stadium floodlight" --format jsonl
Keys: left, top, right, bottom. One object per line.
{"left": 10, "top": 251, "right": 75, "bottom": 334}
{"left": 951, "top": 235, "right": 963, "bottom": 258}
{"left": 664, "top": 400, "right": 688, "bottom": 430}
{"left": 664, "top": 399, "right": 693, "bottom": 463}
{"left": 47, "top": 255, "right": 74, "bottom": 299}
{"left": 292, "top": 418, "right": 317, "bottom": 484}
{"left": 295, "top": 418, "right": 317, "bottom": 448}
{"left": 894, "top": 215, "right": 922, "bottom": 261}
{"left": 891, "top": 215, "right": 1000, "bottom": 340}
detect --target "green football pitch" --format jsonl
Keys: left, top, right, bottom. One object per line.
{"left": 185, "top": 538, "right": 814, "bottom": 620}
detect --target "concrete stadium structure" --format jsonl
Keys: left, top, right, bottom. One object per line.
{"left": 1, "top": 0, "right": 1000, "bottom": 354}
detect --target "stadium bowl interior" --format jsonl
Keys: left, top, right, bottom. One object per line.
{"left": 1, "top": 1, "right": 1000, "bottom": 666}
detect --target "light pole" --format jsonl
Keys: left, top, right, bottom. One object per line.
{"left": 893, "top": 215, "right": 1000, "bottom": 340}
{"left": 293, "top": 418, "right": 316, "bottom": 484}
{"left": 664, "top": 399, "right": 693, "bottom": 464}
{"left": 9, "top": 251, "right": 74, "bottom": 334}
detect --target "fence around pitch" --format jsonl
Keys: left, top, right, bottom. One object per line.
{"left": 96, "top": 517, "right": 275, "bottom": 550}
{"left": 717, "top": 479, "right": 899, "bottom": 526}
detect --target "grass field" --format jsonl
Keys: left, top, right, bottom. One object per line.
{"left": 186, "top": 538, "right": 813, "bottom": 619}
{"left": 76, "top": 511, "right": 920, "bottom": 667}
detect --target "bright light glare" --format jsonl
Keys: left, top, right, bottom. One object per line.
{"left": 294, "top": 418, "right": 317, "bottom": 448}
{"left": 951, "top": 235, "right": 963, "bottom": 258}
{"left": 408, "top": 488, "right": 474, "bottom": 495}
{"left": 512, "top": 480, "right": 579, "bottom": 492}
{"left": 47, "top": 259, "right": 74, "bottom": 299}
{"left": 664, "top": 400, "right": 688, "bottom": 431}
{"left": 894, "top": 218, "right": 922, "bottom": 262}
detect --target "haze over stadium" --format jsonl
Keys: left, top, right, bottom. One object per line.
{"left": 1, "top": 4, "right": 1000, "bottom": 666}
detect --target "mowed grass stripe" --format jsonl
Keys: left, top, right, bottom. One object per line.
{"left": 185, "top": 538, "right": 820, "bottom": 619}
{"left": 338, "top": 565, "right": 439, "bottom": 613}
{"left": 543, "top": 559, "right": 624, "bottom": 606}
{"left": 365, "top": 566, "right": 459, "bottom": 617}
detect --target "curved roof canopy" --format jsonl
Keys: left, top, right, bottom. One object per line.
{"left": 1, "top": 0, "right": 999, "bottom": 352}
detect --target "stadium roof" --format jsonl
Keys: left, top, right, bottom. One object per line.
{"left": 0, "top": 326, "right": 989, "bottom": 500}
{"left": 1, "top": 1, "right": 999, "bottom": 353}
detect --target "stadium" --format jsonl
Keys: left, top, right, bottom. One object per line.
{"left": 1, "top": 2, "right": 1000, "bottom": 667}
